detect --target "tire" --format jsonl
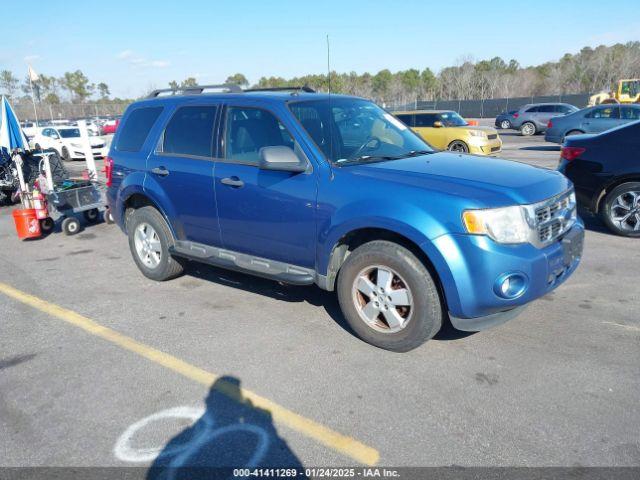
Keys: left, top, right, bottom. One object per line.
{"left": 83, "top": 208, "right": 100, "bottom": 223}
{"left": 62, "top": 216, "right": 81, "bottom": 236}
{"left": 34, "top": 143, "right": 42, "bottom": 151}
{"left": 40, "top": 217, "right": 54, "bottom": 233}
{"left": 599, "top": 182, "right": 640, "bottom": 237}
{"left": 127, "top": 206, "right": 184, "bottom": 281}
{"left": 447, "top": 140, "right": 469, "bottom": 153}
{"left": 520, "top": 122, "right": 536, "bottom": 136}
{"left": 61, "top": 147, "right": 72, "bottom": 162}
{"left": 500, "top": 120, "right": 511, "bottom": 129}
{"left": 336, "top": 240, "right": 442, "bottom": 352}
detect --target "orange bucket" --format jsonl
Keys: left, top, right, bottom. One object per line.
{"left": 12, "top": 208, "right": 42, "bottom": 240}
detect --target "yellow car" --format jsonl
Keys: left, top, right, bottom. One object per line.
{"left": 394, "top": 110, "right": 502, "bottom": 155}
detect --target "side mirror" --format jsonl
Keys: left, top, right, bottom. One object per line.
{"left": 433, "top": 121, "right": 443, "bottom": 128}
{"left": 259, "top": 146, "right": 307, "bottom": 173}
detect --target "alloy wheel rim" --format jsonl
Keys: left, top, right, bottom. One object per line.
{"left": 352, "top": 265, "right": 413, "bottom": 333}
{"left": 611, "top": 191, "right": 640, "bottom": 232}
{"left": 523, "top": 124, "right": 534, "bottom": 135}
{"left": 501, "top": 120, "right": 510, "bottom": 129}
{"left": 450, "top": 142, "right": 465, "bottom": 152}
{"left": 134, "top": 223, "right": 162, "bottom": 268}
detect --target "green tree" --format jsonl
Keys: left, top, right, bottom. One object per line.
{"left": 44, "top": 93, "right": 60, "bottom": 104}
{"left": 97, "top": 82, "right": 110, "bottom": 99}
{"left": 225, "top": 73, "right": 249, "bottom": 87}
{"left": 372, "top": 69, "right": 393, "bottom": 99}
{"left": 168, "top": 80, "right": 179, "bottom": 90}
{"left": 0, "top": 70, "right": 19, "bottom": 99}
{"left": 180, "top": 77, "right": 198, "bottom": 88}
{"left": 60, "top": 70, "right": 94, "bottom": 102}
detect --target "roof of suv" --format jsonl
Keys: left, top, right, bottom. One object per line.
{"left": 131, "top": 91, "right": 357, "bottom": 109}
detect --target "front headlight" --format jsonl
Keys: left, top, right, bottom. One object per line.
{"left": 468, "top": 130, "right": 486, "bottom": 137}
{"left": 463, "top": 206, "right": 530, "bottom": 244}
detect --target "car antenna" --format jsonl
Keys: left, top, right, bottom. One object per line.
{"left": 327, "top": 34, "right": 335, "bottom": 174}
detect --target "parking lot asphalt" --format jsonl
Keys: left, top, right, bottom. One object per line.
{"left": 1, "top": 130, "right": 638, "bottom": 470}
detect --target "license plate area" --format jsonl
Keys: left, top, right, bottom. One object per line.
{"left": 561, "top": 227, "right": 584, "bottom": 266}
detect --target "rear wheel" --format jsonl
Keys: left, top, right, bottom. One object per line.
{"left": 600, "top": 182, "right": 640, "bottom": 237}
{"left": 448, "top": 140, "right": 469, "bottom": 153}
{"left": 127, "top": 206, "right": 184, "bottom": 281}
{"left": 83, "top": 208, "right": 100, "bottom": 223}
{"left": 520, "top": 122, "right": 536, "bottom": 136}
{"left": 336, "top": 240, "right": 442, "bottom": 352}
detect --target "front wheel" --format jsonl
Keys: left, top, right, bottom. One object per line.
{"left": 600, "top": 182, "right": 640, "bottom": 237}
{"left": 520, "top": 122, "right": 536, "bottom": 136}
{"left": 448, "top": 140, "right": 469, "bottom": 153}
{"left": 500, "top": 120, "right": 511, "bottom": 129}
{"left": 336, "top": 240, "right": 442, "bottom": 352}
{"left": 127, "top": 206, "right": 185, "bottom": 281}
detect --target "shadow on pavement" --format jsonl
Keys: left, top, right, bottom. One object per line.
{"left": 186, "top": 262, "right": 471, "bottom": 344}
{"left": 147, "top": 376, "right": 306, "bottom": 479}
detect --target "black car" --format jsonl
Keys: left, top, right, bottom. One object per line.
{"left": 558, "top": 120, "right": 640, "bottom": 237}
{"left": 494, "top": 110, "right": 518, "bottom": 129}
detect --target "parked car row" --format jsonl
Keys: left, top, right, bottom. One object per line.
{"left": 495, "top": 103, "right": 578, "bottom": 136}
{"left": 31, "top": 126, "right": 108, "bottom": 161}
{"left": 19, "top": 115, "right": 121, "bottom": 140}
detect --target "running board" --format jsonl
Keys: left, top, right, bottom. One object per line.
{"left": 170, "top": 241, "right": 316, "bottom": 285}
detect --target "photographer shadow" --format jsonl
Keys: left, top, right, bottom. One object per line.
{"left": 147, "top": 376, "right": 306, "bottom": 480}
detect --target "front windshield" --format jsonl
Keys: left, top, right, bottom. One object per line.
{"left": 59, "top": 128, "right": 81, "bottom": 138}
{"left": 289, "top": 98, "right": 433, "bottom": 164}
{"left": 439, "top": 111, "right": 468, "bottom": 127}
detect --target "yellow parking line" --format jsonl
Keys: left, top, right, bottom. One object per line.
{"left": 0, "top": 282, "right": 379, "bottom": 466}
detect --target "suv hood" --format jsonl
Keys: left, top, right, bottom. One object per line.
{"left": 344, "top": 152, "right": 571, "bottom": 207}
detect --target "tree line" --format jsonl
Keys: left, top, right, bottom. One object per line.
{"left": 2, "top": 42, "right": 638, "bottom": 110}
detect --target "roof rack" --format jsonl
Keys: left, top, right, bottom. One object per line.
{"left": 147, "top": 83, "right": 242, "bottom": 98}
{"left": 244, "top": 85, "right": 316, "bottom": 94}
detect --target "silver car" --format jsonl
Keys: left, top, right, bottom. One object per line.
{"left": 544, "top": 104, "right": 640, "bottom": 143}
{"left": 510, "top": 103, "right": 579, "bottom": 136}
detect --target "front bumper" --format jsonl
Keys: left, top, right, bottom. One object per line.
{"left": 469, "top": 137, "right": 503, "bottom": 155}
{"left": 430, "top": 220, "right": 584, "bottom": 330}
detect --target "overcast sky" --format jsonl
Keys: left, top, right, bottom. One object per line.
{"left": 2, "top": 0, "right": 638, "bottom": 98}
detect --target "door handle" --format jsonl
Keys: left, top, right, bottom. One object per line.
{"left": 151, "top": 167, "right": 170, "bottom": 177}
{"left": 220, "top": 176, "right": 244, "bottom": 188}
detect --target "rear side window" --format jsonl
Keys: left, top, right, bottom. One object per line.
{"left": 538, "top": 105, "right": 556, "bottom": 113}
{"left": 414, "top": 113, "right": 438, "bottom": 127}
{"left": 586, "top": 107, "right": 620, "bottom": 119}
{"left": 162, "top": 106, "right": 217, "bottom": 157}
{"left": 116, "top": 107, "right": 163, "bottom": 152}
{"left": 525, "top": 106, "right": 539, "bottom": 113}
{"left": 395, "top": 114, "right": 414, "bottom": 127}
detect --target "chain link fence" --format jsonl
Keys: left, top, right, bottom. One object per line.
{"left": 12, "top": 93, "right": 594, "bottom": 122}
{"left": 13, "top": 102, "right": 130, "bottom": 122}
{"left": 385, "top": 93, "right": 593, "bottom": 118}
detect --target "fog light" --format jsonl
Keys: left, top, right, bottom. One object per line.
{"left": 494, "top": 272, "right": 527, "bottom": 299}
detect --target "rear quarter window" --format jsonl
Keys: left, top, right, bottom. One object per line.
{"left": 116, "top": 106, "right": 163, "bottom": 152}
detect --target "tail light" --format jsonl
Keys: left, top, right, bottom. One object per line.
{"left": 560, "top": 146, "right": 585, "bottom": 161}
{"left": 103, "top": 156, "right": 114, "bottom": 187}
{"left": 513, "top": 113, "right": 519, "bottom": 118}
{"left": 547, "top": 120, "right": 553, "bottom": 128}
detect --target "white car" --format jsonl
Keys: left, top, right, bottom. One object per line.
{"left": 32, "top": 126, "right": 107, "bottom": 161}
{"left": 20, "top": 121, "right": 39, "bottom": 139}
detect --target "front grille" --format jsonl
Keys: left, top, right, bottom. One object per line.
{"left": 531, "top": 190, "right": 575, "bottom": 247}
{"left": 487, "top": 134, "right": 498, "bottom": 140}
{"left": 92, "top": 143, "right": 105, "bottom": 149}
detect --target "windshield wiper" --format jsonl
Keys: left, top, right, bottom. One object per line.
{"left": 336, "top": 150, "right": 433, "bottom": 166}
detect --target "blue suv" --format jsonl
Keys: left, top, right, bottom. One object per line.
{"left": 106, "top": 84, "right": 584, "bottom": 351}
